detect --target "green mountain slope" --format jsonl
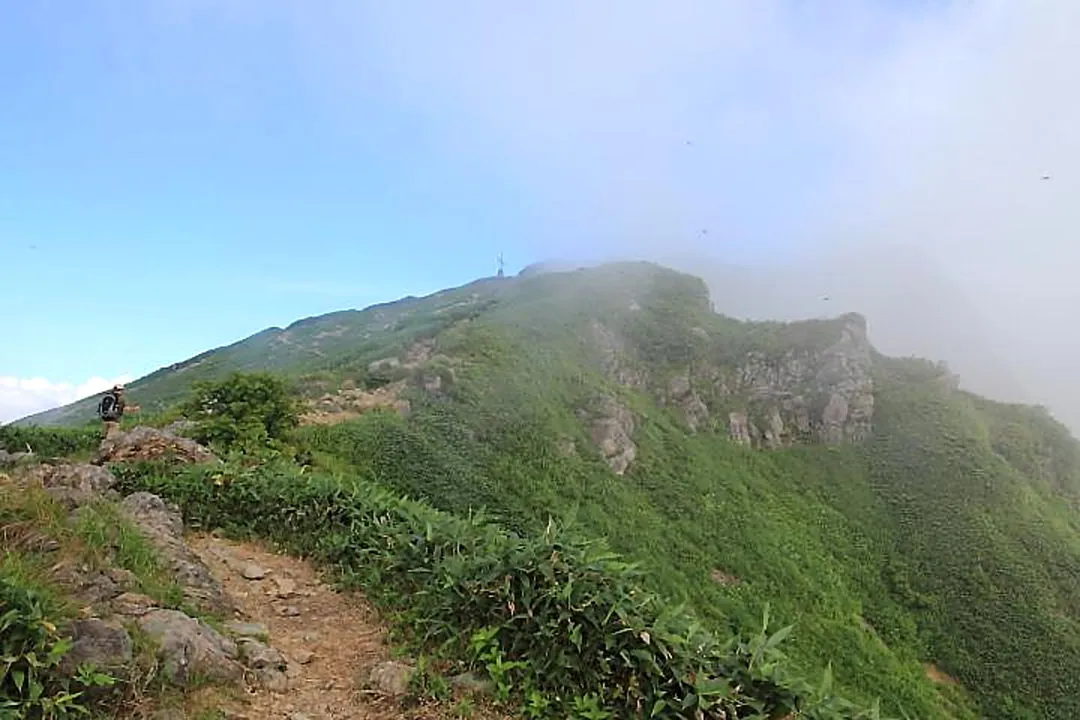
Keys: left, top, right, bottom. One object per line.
{"left": 23, "top": 262, "right": 1080, "bottom": 718}
{"left": 17, "top": 276, "right": 507, "bottom": 427}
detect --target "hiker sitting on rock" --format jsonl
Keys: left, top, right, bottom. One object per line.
{"left": 98, "top": 383, "right": 139, "bottom": 438}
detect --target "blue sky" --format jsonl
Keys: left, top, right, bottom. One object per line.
{"left": 6, "top": 1, "right": 1077, "bottom": 424}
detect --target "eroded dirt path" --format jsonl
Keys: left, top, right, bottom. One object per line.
{"left": 187, "top": 534, "right": 484, "bottom": 720}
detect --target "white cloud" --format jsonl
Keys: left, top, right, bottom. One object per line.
{"left": 91, "top": 1, "right": 1080, "bottom": 429}
{"left": 0, "top": 375, "right": 133, "bottom": 425}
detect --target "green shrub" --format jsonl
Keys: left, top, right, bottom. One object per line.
{"left": 179, "top": 372, "right": 301, "bottom": 455}
{"left": 111, "top": 460, "right": 891, "bottom": 719}
{"left": 0, "top": 569, "right": 115, "bottom": 718}
{"left": 0, "top": 426, "right": 100, "bottom": 459}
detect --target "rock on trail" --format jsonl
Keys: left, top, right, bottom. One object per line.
{"left": 187, "top": 535, "right": 505, "bottom": 720}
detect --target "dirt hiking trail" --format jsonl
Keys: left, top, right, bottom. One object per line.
{"left": 184, "top": 534, "right": 507, "bottom": 720}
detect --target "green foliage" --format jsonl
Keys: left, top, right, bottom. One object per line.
{"left": 0, "top": 563, "right": 115, "bottom": 719}
{"left": 0, "top": 426, "right": 100, "bottom": 459}
{"left": 1, "top": 485, "right": 185, "bottom": 613}
{"left": 300, "top": 401, "right": 952, "bottom": 717}
{"left": 24, "top": 261, "right": 1080, "bottom": 718}
{"left": 70, "top": 503, "right": 185, "bottom": 608}
{"left": 112, "top": 460, "right": 888, "bottom": 719}
{"left": 180, "top": 372, "right": 301, "bottom": 455}
{"left": 860, "top": 359, "right": 1080, "bottom": 718}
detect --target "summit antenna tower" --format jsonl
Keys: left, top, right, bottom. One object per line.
{"left": 497, "top": 253, "right": 505, "bottom": 278}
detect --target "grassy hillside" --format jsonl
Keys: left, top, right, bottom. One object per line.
{"left": 16, "top": 276, "right": 508, "bottom": 427}
{"left": 20, "top": 261, "right": 1080, "bottom": 718}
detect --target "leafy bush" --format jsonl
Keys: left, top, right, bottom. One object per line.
{"left": 0, "top": 426, "right": 100, "bottom": 458}
{"left": 111, "top": 460, "right": 891, "bottom": 719}
{"left": 0, "top": 571, "right": 115, "bottom": 718}
{"left": 179, "top": 372, "right": 301, "bottom": 455}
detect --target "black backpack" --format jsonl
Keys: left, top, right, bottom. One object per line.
{"left": 98, "top": 393, "right": 120, "bottom": 421}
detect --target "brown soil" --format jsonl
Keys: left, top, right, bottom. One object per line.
{"left": 924, "top": 663, "right": 959, "bottom": 686}
{"left": 177, "top": 534, "right": 508, "bottom": 720}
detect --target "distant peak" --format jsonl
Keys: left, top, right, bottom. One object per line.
{"left": 518, "top": 259, "right": 582, "bottom": 277}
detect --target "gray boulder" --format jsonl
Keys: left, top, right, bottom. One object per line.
{"left": 120, "top": 493, "right": 235, "bottom": 615}
{"left": 137, "top": 609, "right": 244, "bottom": 686}
{"left": 96, "top": 426, "right": 218, "bottom": 465}
{"left": 59, "top": 618, "right": 133, "bottom": 673}
{"left": 367, "top": 660, "right": 415, "bottom": 697}
{"left": 25, "top": 463, "right": 117, "bottom": 509}
{"left": 238, "top": 638, "right": 289, "bottom": 692}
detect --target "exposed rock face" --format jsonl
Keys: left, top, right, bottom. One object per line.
{"left": 744, "top": 407, "right": 788, "bottom": 450}
{"left": 367, "top": 357, "right": 401, "bottom": 373}
{"left": 585, "top": 395, "right": 637, "bottom": 475}
{"left": 8, "top": 461, "right": 297, "bottom": 697}
{"left": 304, "top": 380, "right": 410, "bottom": 425}
{"left": 728, "top": 412, "right": 752, "bottom": 446}
{"left": 54, "top": 565, "right": 129, "bottom": 611}
{"left": 402, "top": 338, "right": 435, "bottom": 367}
{"left": 137, "top": 609, "right": 244, "bottom": 686}
{"left": 120, "top": 492, "right": 235, "bottom": 615}
{"left": 59, "top": 618, "right": 133, "bottom": 673}
{"left": 665, "top": 375, "right": 710, "bottom": 432}
{"left": 718, "top": 313, "right": 874, "bottom": 448}
{"left": 586, "top": 310, "right": 873, "bottom": 449}
{"left": 588, "top": 320, "right": 647, "bottom": 389}
{"left": 111, "top": 592, "right": 158, "bottom": 617}
{"left": 25, "top": 463, "right": 118, "bottom": 508}
{"left": 96, "top": 427, "right": 218, "bottom": 465}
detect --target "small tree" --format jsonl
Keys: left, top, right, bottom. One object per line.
{"left": 181, "top": 372, "right": 301, "bottom": 454}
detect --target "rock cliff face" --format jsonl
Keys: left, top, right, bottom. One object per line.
{"left": 589, "top": 312, "right": 875, "bottom": 466}
{"left": 718, "top": 313, "right": 874, "bottom": 448}
{"left": 580, "top": 394, "right": 637, "bottom": 475}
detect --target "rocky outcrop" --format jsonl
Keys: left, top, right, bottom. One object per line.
{"left": 96, "top": 427, "right": 218, "bottom": 465}
{"left": 59, "top": 618, "right": 133, "bottom": 674}
{"left": 54, "top": 565, "right": 134, "bottom": 612}
{"left": 588, "top": 320, "right": 647, "bottom": 389}
{"left": 120, "top": 492, "right": 235, "bottom": 616}
{"left": 728, "top": 412, "right": 752, "bottom": 446}
{"left": 717, "top": 313, "right": 874, "bottom": 448}
{"left": 304, "top": 380, "right": 410, "bottom": 425}
{"left": 583, "top": 395, "right": 637, "bottom": 475}
{"left": 25, "top": 462, "right": 119, "bottom": 509}
{"left": 9, "top": 448, "right": 297, "bottom": 696}
{"left": 585, "top": 309, "right": 873, "bottom": 448}
{"left": 663, "top": 375, "right": 710, "bottom": 432}
{"left": 402, "top": 337, "right": 435, "bottom": 367}
{"left": 555, "top": 436, "right": 577, "bottom": 457}
{"left": 137, "top": 609, "right": 245, "bottom": 686}
{"left": 112, "top": 592, "right": 158, "bottom": 617}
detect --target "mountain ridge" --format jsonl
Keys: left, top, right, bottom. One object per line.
{"left": 13, "top": 260, "right": 1080, "bottom": 718}
{"left": 16, "top": 264, "right": 886, "bottom": 434}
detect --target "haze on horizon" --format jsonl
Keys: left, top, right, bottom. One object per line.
{"left": 3, "top": 1, "right": 1079, "bottom": 432}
